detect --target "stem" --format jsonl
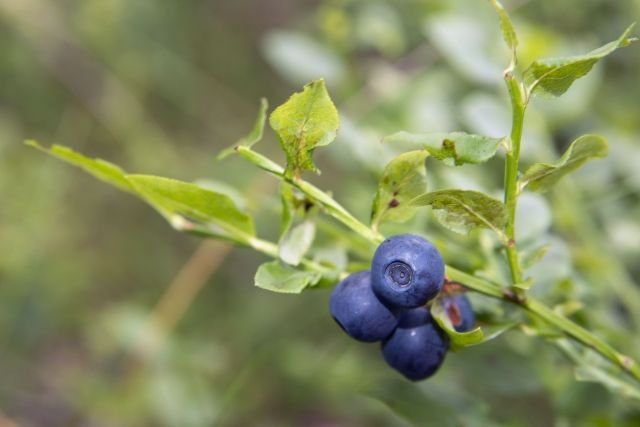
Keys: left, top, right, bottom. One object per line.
{"left": 235, "top": 146, "right": 640, "bottom": 383}
{"left": 236, "top": 146, "right": 385, "bottom": 245}
{"left": 524, "top": 298, "right": 640, "bottom": 381}
{"left": 503, "top": 74, "right": 526, "bottom": 286}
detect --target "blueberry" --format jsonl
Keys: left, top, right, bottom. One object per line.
{"left": 329, "top": 270, "right": 399, "bottom": 342}
{"left": 381, "top": 307, "right": 449, "bottom": 381}
{"left": 371, "top": 234, "right": 445, "bottom": 308}
{"left": 442, "top": 293, "right": 476, "bottom": 332}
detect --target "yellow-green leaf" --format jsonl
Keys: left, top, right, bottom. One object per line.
{"left": 269, "top": 79, "right": 339, "bottom": 177}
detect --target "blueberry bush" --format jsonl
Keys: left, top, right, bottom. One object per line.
{"left": 4, "top": 0, "right": 640, "bottom": 425}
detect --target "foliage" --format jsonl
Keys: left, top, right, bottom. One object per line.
{"left": 4, "top": 0, "right": 640, "bottom": 425}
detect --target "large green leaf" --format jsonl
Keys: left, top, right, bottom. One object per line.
{"left": 370, "top": 150, "right": 429, "bottom": 230}
{"left": 524, "top": 24, "right": 636, "bottom": 97}
{"left": 26, "top": 140, "right": 134, "bottom": 193}
{"left": 127, "top": 175, "right": 256, "bottom": 240}
{"left": 521, "top": 134, "right": 608, "bottom": 192}
{"left": 384, "top": 131, "right": 503, "bottom": 166}
{"left": 29, "top": 141, "right": 257, "bottom": 242}
{"left": 217, "top": 98, "right": 269, "bottom": 159}
{"left": 269, "top": 79, "right": 339, "bottom": 177}
{"left": 254, "top": 260, "right": 322, "bottom": 293}
{"left": 411, "top": 190, "right": 507, "bottom": 236}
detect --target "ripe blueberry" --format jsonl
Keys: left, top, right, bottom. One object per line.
{"left": 442, "top": 293, "right": 476, "bottom": 332}
{"left": 329, "top": 270, "right": 399, "bottom": 342}
{"left": 381, "top": 307, "right": 449, "bottom": 381}
{"left": 371, "top": 234, "right": 445, "bottom": 308}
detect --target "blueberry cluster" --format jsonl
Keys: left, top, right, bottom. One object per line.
{"left": 329, "top": 234, "right": 475, "bottom": 381}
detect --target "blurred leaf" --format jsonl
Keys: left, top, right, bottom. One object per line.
{"left": 515, "top": 192, "right": 552, "bottom": 243}
{"left": 575, "top": 366, "right": 640, "bottom": 401}
{"left": 556, "top": 340, "right": 640, "bottom": 402}
{"left": 280, "top": 182, "right": 295, "bottom": 235}
{"left": 522, "top": 244, "right": 551, "bottom": 269}
{"left": 488, "top": 0, "right": 518, "bottom": 60}
{"left": 279, "top": 220, "right": 316, "bottom": 266}
{"left": 127, "top": 175, "right": 255, "bottom": 240}
{"left": 262, "top": 30, "right": 346, "bottom": 86}
{"left": 254, "top": 260, "right": 321, "bottom": 293}
{"left": 26, "top": 140, "right": 134, "bottom": 193}
{"left": 384, "top": 131, "right": 503, "bottom": 166}
{"left": 521, "top": 135, "right": 608, "bottom": 192}
{"left": 426, "top": 14, "right": 503, "bottom": 84}
{"left": 524, "top": 24, "right": 636, "bottom": 97}
{"left": 370, "top": 150, "right": 428, "bottom": 230}
{"left": 217, "top": 98, "right": 268, "bottom": 159}
{"left": 269, "top": 79, "right": 339, "bottom": 177}
{"left": 411, "top": 190, "right": 507, "bottom": 236}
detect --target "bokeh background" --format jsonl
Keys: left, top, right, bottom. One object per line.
{"left": 2, "top": 0, "right": 640, "bottom": 425}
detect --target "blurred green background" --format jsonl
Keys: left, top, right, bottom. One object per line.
{"left": 2, "top": 0, "right": 640, "bottom": 425}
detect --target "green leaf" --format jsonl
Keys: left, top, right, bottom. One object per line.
{"left": 217, "top": 98, "right": 269, "bottom": 160}
{"left": 521, "top": 134, "right": 608, "bottom": 192}
{"left": 126, "top": 175, "right": 255, "bottom": 240}
{"left": 254, "top": 260, "right": 322, "bottom": 293}
{"left": 431, "top": 300, "right": 484, "bottom": 350}
{"left": 370, "top": 150, "right": 428, "bottom": 230}
{"left": 269, "top": 79, "right": 339, "bottom": 177}
{"left": 522, "top": 244, "right": 551, "bottom": 269}
{"left": 524, "top": 24, "right": 637, "bottom": 97}
{"left": 26, "top": 140, "right": 134, "bottom": 193}
{"left": 384, "top": 131, "right": 503, "bottom": 166}
{"left": 279, "top": 220, "right": 316, "bottom": 266}
{"left": 488, "top": 0, "right": 518, "bottom": 61}
{"left": 411, "top": 190, "right": 507, "bottom": 236}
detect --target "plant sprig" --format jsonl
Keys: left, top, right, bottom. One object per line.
{"left": 25, "top": 2, "right": 640, "bottom": 399}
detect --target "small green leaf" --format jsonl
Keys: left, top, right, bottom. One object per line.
{"left": 512, "top": 278, "right": 534, "bottom": 291}
{"left": 217, "top": 98, "right": 269, "bottom": 159}
{"left": 370, "top": 150, "right": 428, "bottom": 230}
{"left": 522, "top": 244, "right": 551, "bottom": 269}
{"left": 431, "top": 301, "right": 484, "bottom": 350}
{"left": 384, "top": 131, "right": 503, "bottom": 166}
{"left": 411, "top": 190, "right": 507, "bottom": 236}
{"left": 521, "top": 134, "right": 608, "bottom": 192}
{"left": 127, "top": 175, "right": 255, "bottom": 240}
{"left": 524, "top": 24, "right": 636, "bottom": 97}
{"left": 488, "top": 0, "right": 518, "bottom": 62}
{"left": 279, "top": 220, "right": 316, "bottom": 266}
{"left": 254, "top": 260, "right": 322, "bottom": 293}
{"left": 269, "top": 79, "right": 339, "bottom": 177}
{"left": 26, "top": 140, "right": 134, "bottom": 193}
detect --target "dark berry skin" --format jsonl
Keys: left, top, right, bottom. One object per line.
{"left": 442, "top": 293, "right": 476, "bottom": 332}
{"left": 371, "top": 234, "right": 445, "bottom": 308}
{"left": 381, "top": 307, "right": 449, "bottom": 381}
{"left": 329, "top": 270, "right": 399, "bottom": 342}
